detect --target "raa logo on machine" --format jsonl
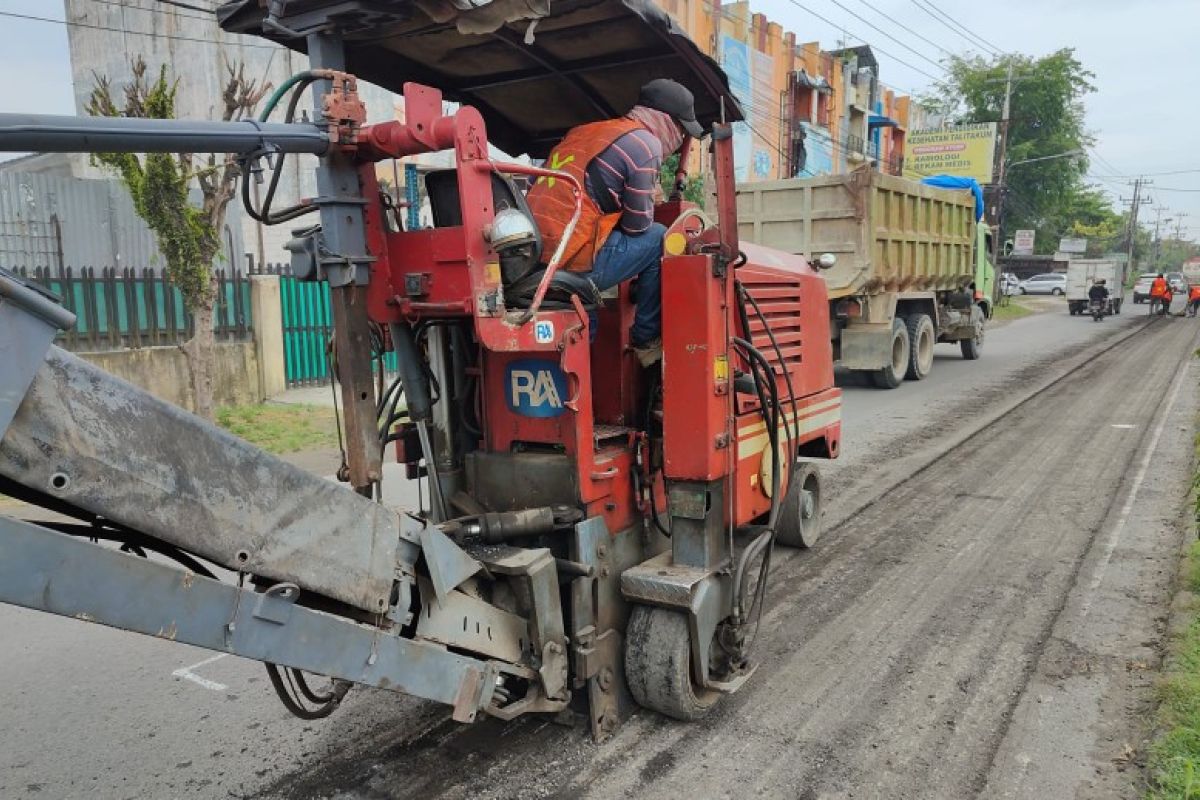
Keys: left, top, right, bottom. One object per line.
{"left": 506, "top": 359, "right": 569, "bottom": 418}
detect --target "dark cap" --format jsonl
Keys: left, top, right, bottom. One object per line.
{"left": 637, "top": 79, "right": 704, "bottom": 138}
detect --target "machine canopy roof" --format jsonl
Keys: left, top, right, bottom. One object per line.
{"left": 217, "top": 0, "right": 742, "bottom": 158}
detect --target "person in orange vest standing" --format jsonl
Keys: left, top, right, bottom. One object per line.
{"left": 1188, "top": 283, "right": 1200, "bottom": 317}
{"left": 526, "top": 79, "right": 703, "bottom": 366}
{"left": 1150, "top": 273, "right": 1168, "bottom": 316}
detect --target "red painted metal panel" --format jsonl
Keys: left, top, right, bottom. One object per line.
{"left": 662, "top": 254, "right": 733, "bottom": 481}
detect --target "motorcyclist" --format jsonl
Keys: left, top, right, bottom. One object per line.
{"left": 1088, "top": 279, "right": 1109, "bottom": 304}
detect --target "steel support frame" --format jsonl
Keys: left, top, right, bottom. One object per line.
{"left": 0, "top": 346, "right": 399, "bottom": 613}
{"left": 306, "top": 32, "right": 381, "bottom": 491}
{"left": 0, "top": 515, "right": 498, "bottom": 722}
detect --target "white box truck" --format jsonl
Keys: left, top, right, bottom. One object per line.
{"left": 1066, "top": 258, "right": 1125, "bottom": 316}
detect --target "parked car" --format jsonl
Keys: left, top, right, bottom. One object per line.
{"left": 1132, "top": 274, "right": 1155, "bottom": 303}
{"left": 1168, "top": 272, "right": 1186, "bottom": 293}
{"left": 1019, "top": 273, "right": 1067, "bottom": 295}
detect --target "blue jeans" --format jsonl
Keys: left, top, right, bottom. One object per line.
{"left": 584, "top": 223, "right": 665, "bottom": 346}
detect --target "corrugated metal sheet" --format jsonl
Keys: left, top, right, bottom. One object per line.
{"left": 0, "top": 171, "right": 244, "bottom": 272}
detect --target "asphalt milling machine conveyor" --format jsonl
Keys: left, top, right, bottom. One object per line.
{"left": 0, "top": 0, "right": 841, "bottom": 740}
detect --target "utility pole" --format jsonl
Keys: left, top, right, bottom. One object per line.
{"left": 990, "top": 59, "right": 1014, "bottom": 267}
{"left": 1120, "top": 177, "right": 1151, "bottom": 272}
{"left": 1175, "top": 213, "right": 1190, "bottom": 243}
{"left": 1152, "top": 205, "right": 1170, "bottom": 270}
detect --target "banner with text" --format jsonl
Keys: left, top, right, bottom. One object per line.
{"left": 903, "top": 123, "right": 997, "bottom": 184}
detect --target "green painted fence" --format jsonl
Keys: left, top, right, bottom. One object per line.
{"left": 266, "top": 265, "right": 397, "bottom": 387}
{"left": 14, "top": 266, "right": 252, "bottom": 351}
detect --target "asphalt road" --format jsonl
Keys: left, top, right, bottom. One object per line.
{"left": 1, "top": 301, "right": 1196, "bottom": 799}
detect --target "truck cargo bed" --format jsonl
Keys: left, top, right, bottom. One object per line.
{"left": 737, "top": 169, "right": 978, "bottom": 299}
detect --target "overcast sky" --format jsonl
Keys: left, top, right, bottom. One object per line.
{"left": 0, "top": 0, "right": 1196, "bottom": 239}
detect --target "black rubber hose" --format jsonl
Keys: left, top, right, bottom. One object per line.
{"left": 388, "top": 322, "right": 433, "bottom": 422}
{"left": 265, "top": 663, "right": 342, "bottom": 720}
{"left": 644, "top": 371, "right": 671, "bottom": 537}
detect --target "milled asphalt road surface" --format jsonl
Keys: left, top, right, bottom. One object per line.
{"left": 1, "top": 300, "right": 1196, "bottom": 799}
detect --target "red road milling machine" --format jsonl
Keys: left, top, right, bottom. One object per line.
{"left": 0, "top": 0, "right": 840, "bottom": 737}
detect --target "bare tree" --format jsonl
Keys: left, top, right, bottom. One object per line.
{"left": 87, "top": 58, "right": 270, "bottom": 420}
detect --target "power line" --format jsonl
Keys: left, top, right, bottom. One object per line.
{"left": 1152, "top": 186, "right": 1200, "bottom": 193}
{"left": 921, "top": 0, "right": 1003, "bottom": 52}
{"left": 0, "top": 8, "right": 277, "bottom": 50}
{"left": 155, "top": 0, "right": 215, "bottom": 12}
{"left": 87, "top": 0, "right": 215, "bottom": 24}
{"left": 1091, "top": 168, "right": 1200, "bottom": 179}
{"left": 851, "top": 0, "right": 954, "bottom": 58}
{"left": 776, "top": 0, "right": 948, "bottom": 84}
{"left": 813, "top": 0, "right": 948, "bottom": 73}
{"left": 907, "top": 0, "right": 1000, "bottom": 56}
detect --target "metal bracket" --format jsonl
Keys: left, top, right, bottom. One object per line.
{"left": 252, "top": 582, "right": 300, "bottom": 625}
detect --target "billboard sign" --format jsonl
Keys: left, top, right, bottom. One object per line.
{"left": 721, "top": 36, "right": 752, "bottom": 182}
{"left": 1058, "top": 237, "right": 1088, "bottom": 254}
{"left": 903, "top": 123, "right": 998, "bottom": 184}
{"left": 1012, "top": 229, "right": 1035, "bottom": 256}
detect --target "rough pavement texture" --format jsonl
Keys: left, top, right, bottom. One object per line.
{"left": 0, "top": 306, "right": 1195, "bottom": 799}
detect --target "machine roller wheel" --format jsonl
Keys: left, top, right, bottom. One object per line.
{"left": 871, "top": 317, "right": 910, "bottom": 389}
{"left": 625, "top": 605, "right": 720, "bottom": 721}
{"left": 774, "top": 463, "right": 823, "bottom": 548}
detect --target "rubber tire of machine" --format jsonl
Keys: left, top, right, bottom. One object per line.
{"left": 960, "top": 316, "right": 984, "bottom": 360}
{"left": 774, "top": 463, "right": 823, "bottom": 548}
{"left": 871, "top": 317, "right": 911, "bottom": 389}
{"left": 904, "top": 314, "right": 935, "bottom": 381}
{"left": 625, "top": 606, "right": 720, "bottom": 721}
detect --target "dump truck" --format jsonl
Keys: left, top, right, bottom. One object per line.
{"left": 737, "top": 169, "right": 995, "bottom": 388}
{"left": 1066, "top": 258, "right": 1125, "bottom": 316}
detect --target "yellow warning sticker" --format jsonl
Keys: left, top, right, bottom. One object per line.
{"left": 714, "top": 354, "right": 729, "bottom": 382}
{"left": 484, "top": 261, "right": 501, "bottom": 284}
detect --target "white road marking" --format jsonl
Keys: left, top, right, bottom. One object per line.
{"left": 1111, "top": 424, "right": 1135, "bottom": 429}
{"left": 171, "top": 653, "right": 229, "bottom": 691}
{"left": 1081, "top": 355, "right": 1191, "bottom": 617}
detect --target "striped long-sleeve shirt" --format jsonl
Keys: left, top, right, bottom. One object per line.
{"left": 584, "top": 128, "right": 663, "bottom": 236}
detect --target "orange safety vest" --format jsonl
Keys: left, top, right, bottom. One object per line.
{"left": 1151, "top": 277, "right": 1168, "bottom": 298}
{"left": 527, "top": 118, "right": 644, "bottom": 272}
{"left": 1189, "top": 285, "right": 1200, "bottom": 302}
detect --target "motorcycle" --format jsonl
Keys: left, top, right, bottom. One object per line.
{"left": 1090, "top": 298, "right": 1106, "bottom": 322}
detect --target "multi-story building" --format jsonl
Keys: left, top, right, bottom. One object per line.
{"left": 655, "top": 0, "right": 923, "bottom": 183}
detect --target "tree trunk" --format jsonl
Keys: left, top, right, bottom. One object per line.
{"left": 182, "top": 275, "right": 218, "bottom": 421}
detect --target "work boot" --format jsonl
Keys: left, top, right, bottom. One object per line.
{"left": 633, "top": 337, "right": 662, "bottom": 367}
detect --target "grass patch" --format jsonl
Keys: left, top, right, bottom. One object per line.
{"left": 215, "top": 403, "right": 338, "bottom": 455}
{"left": 991, "top": 298, "right": 1036, "bottom": 322}
{"left": 1145, "top": 429, "right": 1200, "bottom": 798}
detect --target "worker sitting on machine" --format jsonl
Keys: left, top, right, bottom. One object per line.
{"left": 526, "top": 78, "right": 703, "bottom": 367}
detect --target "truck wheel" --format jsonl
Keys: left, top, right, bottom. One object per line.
{"left": 774, "top": 463, "right": 822, "bottom": 548}
{"left": 625, "top": 605, "right": 719, "bottom": 721}
{"left": 904, "top": 314, "right": 935, "bottom": 380}
{"left": 960, "top": 322, "right": 984, "bottom": 360}
{"left": 871, "top": 317, "right": 910, "bottom": 389}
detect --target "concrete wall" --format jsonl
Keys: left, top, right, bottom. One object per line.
{"left": 250, "top": 275, "right": 287, "bottom": 398}
{"left": 79, "top": 342, "right": 263, "bottom": 413}
{"left": 70, "top": 274, "right": 289, "bottom": 411}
